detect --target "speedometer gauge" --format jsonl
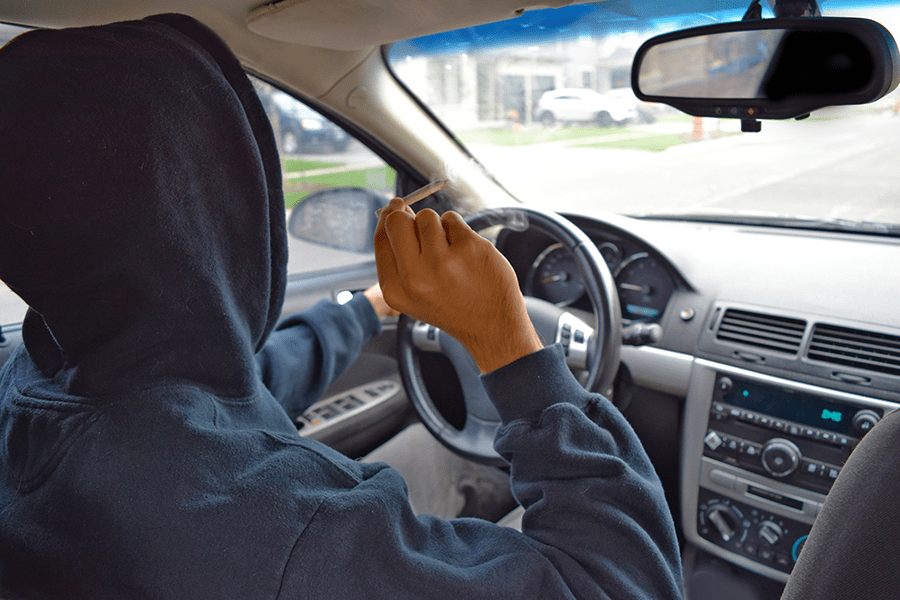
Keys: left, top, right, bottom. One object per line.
{"left": 524, "top": 243, "right": 585, "bottom": 306}
{"left": 613, "top": 252, "right": 675, "bottom": 321}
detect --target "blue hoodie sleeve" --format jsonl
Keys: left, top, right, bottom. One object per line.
{"left": 255, "top": 293, "right": 382, "bottom": 419}
{"left": 279, "top": 344, "right": 684, "bottom": 599}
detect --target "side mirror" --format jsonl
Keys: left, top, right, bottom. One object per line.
{"left": 632, "top": 17, "right": 900, "bottom": 121}
{"left": 288, "top": 187, "right": 388, "bottom": 253}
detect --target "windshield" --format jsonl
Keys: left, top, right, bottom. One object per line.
{"left": 387, "top": 1, "right": 900, "bottom": 231}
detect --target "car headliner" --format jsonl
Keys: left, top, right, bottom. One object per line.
{"left": 2, "top": 1, "right": 756, "bottom": 50}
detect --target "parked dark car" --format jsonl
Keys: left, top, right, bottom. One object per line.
{"left": 256, "top": 83, "right": 350, "bottom": 154}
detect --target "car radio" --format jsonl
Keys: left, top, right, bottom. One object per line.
{"left": 682, "top": 360, "right": 899, "bottom": 582}
{"left": 704, "top": 374, "right": 879, "bottom": 495}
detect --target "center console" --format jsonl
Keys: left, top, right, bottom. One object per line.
{"left": 682, "top": 359, "right": 899, "bottom": 582}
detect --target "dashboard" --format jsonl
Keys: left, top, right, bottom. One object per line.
{"left": 498, "top": 208, "right": 900, "bottom": 595}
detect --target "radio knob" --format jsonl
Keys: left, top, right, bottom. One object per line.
{"left": 718, "top": 377, "right": 733, "bottom": 393}
{"left": 761, "top": 438, "right": 802, "bottom": 477}
{"left": 758, "top": 520, "right": 784, "bottom": 546}
{"left": 852, "top": 409, "right": 880, "bottom": 435}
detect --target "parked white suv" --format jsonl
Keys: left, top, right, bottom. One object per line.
{"left": 535, "top": 88, "right": 637, "bottom": 127}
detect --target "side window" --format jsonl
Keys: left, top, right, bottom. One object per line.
{"left": 250, "top": 77, "right": 397, "bottom": 275}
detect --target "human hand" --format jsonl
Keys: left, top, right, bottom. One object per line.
{"left": 363, "top": 283, "right": 401, "bottom": 318}
{"left": 374, "top": 198, "right": 542, "bottom": 373}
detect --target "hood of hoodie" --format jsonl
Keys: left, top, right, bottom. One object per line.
{"left": 0, "top": 14, "right": 286, "bottom": 398}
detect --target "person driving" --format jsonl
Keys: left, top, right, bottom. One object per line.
{"left": 0, "top": 14, "right": 683, "bottom": 599}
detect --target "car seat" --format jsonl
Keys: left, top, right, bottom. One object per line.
{"left": 780, "top": 408, "right": 900, "bottom": 598}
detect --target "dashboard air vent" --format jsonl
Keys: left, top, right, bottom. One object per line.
{"left": 807, "top": 324, "right": 900, "bottom": 377}
{"left": 716, "top": 309, "right": 806, "bottom": 354}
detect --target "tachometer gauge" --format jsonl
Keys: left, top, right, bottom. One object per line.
{"left": 613, "top": 252, "right": 675, "bottom": 321}
{"left": 524, "top": 243, "right": 585, "bottom": 306}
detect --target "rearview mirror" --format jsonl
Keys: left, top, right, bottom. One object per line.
{"left": 632, "top": 17, "right": 899, "bottom": 121}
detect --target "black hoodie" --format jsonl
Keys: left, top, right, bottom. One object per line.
{"left": 0, "top": 15, "right": 683, "bottom": 600}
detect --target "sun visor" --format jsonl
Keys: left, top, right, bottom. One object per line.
{"left": 247, "top": 0, "right": 581, "bottom": 50}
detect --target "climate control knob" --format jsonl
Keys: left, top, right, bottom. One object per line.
{"left": 761, "top": 438, "right": 802, "bottom": 477}
{"left": 704, "top": 503, "right": 743, "bottom": 543}
{"left": 758, "top": 520, "right": 784, "bottom": 546}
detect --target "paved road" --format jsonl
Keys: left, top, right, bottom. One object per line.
{"left": 469, "top": 111, "right": 900, "bottom": 224}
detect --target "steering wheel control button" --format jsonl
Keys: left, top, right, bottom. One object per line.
{"left": 555, "top": 311, "right": 593, "bottom": 370}
{"left": 411, "top": 320, "right": 442, "bottom": 353}
{"left": 761, "top": 439, "right": 802, "bottom": 477}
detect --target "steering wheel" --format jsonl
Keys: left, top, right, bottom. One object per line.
{"left": 397, "top": 206, "right": 622, "bottom": 465}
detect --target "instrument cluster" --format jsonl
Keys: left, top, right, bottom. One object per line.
{"left": 515, "top": 222, "right": 679, "bottom": 323}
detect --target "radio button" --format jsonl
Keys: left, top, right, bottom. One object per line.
{"left": 709, "top": 404, "right": 728, "bottom": 422}
{"left": 738, "top": 410, "right": 757, "bottom": 423}
{"left": 787, "top": 425, "right": 801, "bottom": 436}
{"left": 726, "top": 438, "right": 744, "bottom": 453}
{"left": 743, "top": 443, "right": 761, "bottom": 458}
{"left": 704, "top": 430, "right": 724, "bottom": 451}
{"left": 761, "top": 439, "right": 802, "bottom": 477}
{"left": 802, "top": 460, "right": 821, "bottom": 476}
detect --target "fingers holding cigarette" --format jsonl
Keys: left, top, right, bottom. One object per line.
{"left": 374, "top": 179, "right": 448, "bottom": 218}
{"left": 372, "top": 187, "right": 543, "bottom": 373}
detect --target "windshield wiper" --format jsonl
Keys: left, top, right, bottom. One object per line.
{"left": 638, "top": 213, "right": 900, "bottom": 237}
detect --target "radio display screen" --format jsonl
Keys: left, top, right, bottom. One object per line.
{"left": 720, "top": 377, "right": 859, "bottom": 435}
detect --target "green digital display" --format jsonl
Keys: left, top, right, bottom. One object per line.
{"left": 721, "top": 378, "right": 856, "bottom": 435}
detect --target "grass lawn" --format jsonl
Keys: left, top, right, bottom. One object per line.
{"left": 282, "top": 165, "right": 396, "bottom": 208}
{"left": 457, "top": 126, "right": 632, "bottom": 146}
{"left": 282, "top": 158, "right": 341, "bottom": 173}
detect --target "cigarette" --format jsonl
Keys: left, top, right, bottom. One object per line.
{"left": 375, "top": 179, "right": 448, "bottom": 218}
